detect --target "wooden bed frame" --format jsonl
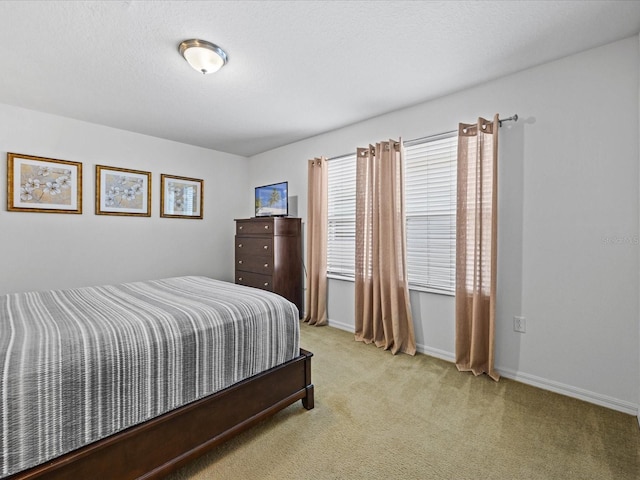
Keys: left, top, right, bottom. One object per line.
{"left": 8, "top": 349, "right": 314, "bottom": 480}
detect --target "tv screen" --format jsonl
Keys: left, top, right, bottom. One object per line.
{"left": 255, "top": 181, "right": 288, "bottom": 217}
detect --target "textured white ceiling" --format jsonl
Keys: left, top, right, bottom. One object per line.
{"left": 0, "top": 0, "right": 639, "bottom": 157}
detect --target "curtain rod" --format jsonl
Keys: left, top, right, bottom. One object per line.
{"left": 499, "top": 114, "right": 518, "bottom": 126}
{"left": 328, "top": 113, "right": 519, "bottom": 161}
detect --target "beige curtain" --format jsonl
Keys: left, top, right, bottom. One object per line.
{"left": 354, "top": 140, "right": 416, "bottom": 355}
{"left": 304, "top": 157, "right": 328, "bottom": 326}
{"left": 455, "top": 114, "right": 500, "bottom": 381}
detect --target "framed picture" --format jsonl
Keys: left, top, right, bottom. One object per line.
{"left": 96, "top": 165, "right": 151, "bottom": 216}
{"left": 160, "top": 174, "right": 203, "bottom": 219}
{"left": 7, "top": 153, "right": 82, "bottom": 214}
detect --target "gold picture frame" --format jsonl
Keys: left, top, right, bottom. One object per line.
{"left": 160, "top": 174, "right": 203, "bottom": 219}
{"left": 95, "top": 165, "right": 151, "bottom": 217}
{"left": 7, "top": 153, "right": 82, "bottom": 214}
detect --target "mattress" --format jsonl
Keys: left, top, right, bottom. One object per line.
{"left": 0, "top": 276, "right": 300, "bottom": 478}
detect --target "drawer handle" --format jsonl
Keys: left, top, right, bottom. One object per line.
{"left": 238, "top": 260, "right": 243, "bottom": 264}
{"left": 264, "top": 263, "right": 269, "bottom": 268}
{"left": 264, "top": 282, "right": 269, "bottom": 287}
{"left": 239, "top": 225, "right": 243, "bottom": 230}
{"left": 238, "top": 243, "right": 243, "bottom": 248}
{"left": 264, "top": 225, "right": 269, "bottom": 230}
{"left": 263, "top": 245, "right": 269, "bottom": 250}
{"left": 238, "top": 277, "right": 243, "bottom": 281}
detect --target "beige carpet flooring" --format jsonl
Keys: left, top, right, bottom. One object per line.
{"left": 166, "top": 322, "right": 640, "bottom": 479}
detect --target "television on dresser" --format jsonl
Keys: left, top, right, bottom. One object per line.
{"left": 255, "top": 181, "right": 288, "bottom": 217}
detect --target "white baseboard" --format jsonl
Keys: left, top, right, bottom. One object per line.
{"left": 325, "top": 319, "right": 639, "bottom": 417}
{"left": 496, "top": 366, "right": 639, "bottom": 416}
{"left": 326, "top": 318, "right": 354, "bottom": 333}
{"left": 415, "top": 343, "right": 456, "bottom": 363}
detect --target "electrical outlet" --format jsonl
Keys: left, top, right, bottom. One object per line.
{"left": 514, "top": 316, "right": 526, "bottom": 333}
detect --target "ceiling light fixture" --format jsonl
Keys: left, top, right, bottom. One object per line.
{"left": 178, "top": 39, "right": 228, "bottom": 74}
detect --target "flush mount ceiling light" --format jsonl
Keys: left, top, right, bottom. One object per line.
{"left": 178, "top": 39, "right": 228, "bottom": 74}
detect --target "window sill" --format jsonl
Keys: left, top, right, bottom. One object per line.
{"left": 327, "top": 273, "right": 454, "bottom": 297}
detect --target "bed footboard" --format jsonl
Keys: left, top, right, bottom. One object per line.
{"left": 9, "top": 349, "right": 314, "bottom": 480}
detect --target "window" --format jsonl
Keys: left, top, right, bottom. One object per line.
{"left": 327, "top": 132, "right": 457, "bottom": 295}
{"left": 327, "top": 153, "right": 357, "bottom": 278}
{"left": 404, "top": 133, "right": 457, "bottom": 294}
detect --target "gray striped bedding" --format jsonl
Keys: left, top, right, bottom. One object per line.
{"left": 0, "top": 276, "right": 300, "bottom": 478}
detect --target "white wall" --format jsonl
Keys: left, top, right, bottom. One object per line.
{"left": 249, "top": 36, "right": 640, "bottom": 414}
{"left": 0, "top": 103, "right": 249, "bottom": 295}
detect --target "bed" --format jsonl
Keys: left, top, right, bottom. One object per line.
{"left": 0, "top": 276, "right": 313, "bottom": 479}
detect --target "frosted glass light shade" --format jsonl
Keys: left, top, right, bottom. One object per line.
{"left": 179, "top": 39, "right": 228, "bottom": 74}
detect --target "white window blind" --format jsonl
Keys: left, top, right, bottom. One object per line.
{"left": 404, "top": 133, "right": 457, "bottom": 294}
{"left": 326, "top": 132, "right": 457, "bottom": 295}
{"left": 327, "top": 153, "right": 356, "bottom": 278}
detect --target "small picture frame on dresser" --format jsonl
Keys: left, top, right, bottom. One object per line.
{"left": 160, "top": 174, "right": 203, "bottom": 219}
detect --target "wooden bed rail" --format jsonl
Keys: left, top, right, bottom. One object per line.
{"left": 9, "top": 349, "right": 314, "bottom": 480}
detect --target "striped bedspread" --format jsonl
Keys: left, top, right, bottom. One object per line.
{"left": 0, "top": 276, "right": 300, "bottom": 478}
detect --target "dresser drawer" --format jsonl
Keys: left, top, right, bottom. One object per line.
{"left": 236, "top": 219, "right": 274, "bottom": 235}
{"left": 235, "top": 236, "right": 274, "bottom": 256}
{"left": 235, "top": 255, "right": 274, "bottom": 275}
{"left": 235, "top": 271, "right": 274, "bottom": 291}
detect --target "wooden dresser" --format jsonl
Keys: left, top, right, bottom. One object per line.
{"left": 234, "top": 217, "right": 303, "bottom": 317}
